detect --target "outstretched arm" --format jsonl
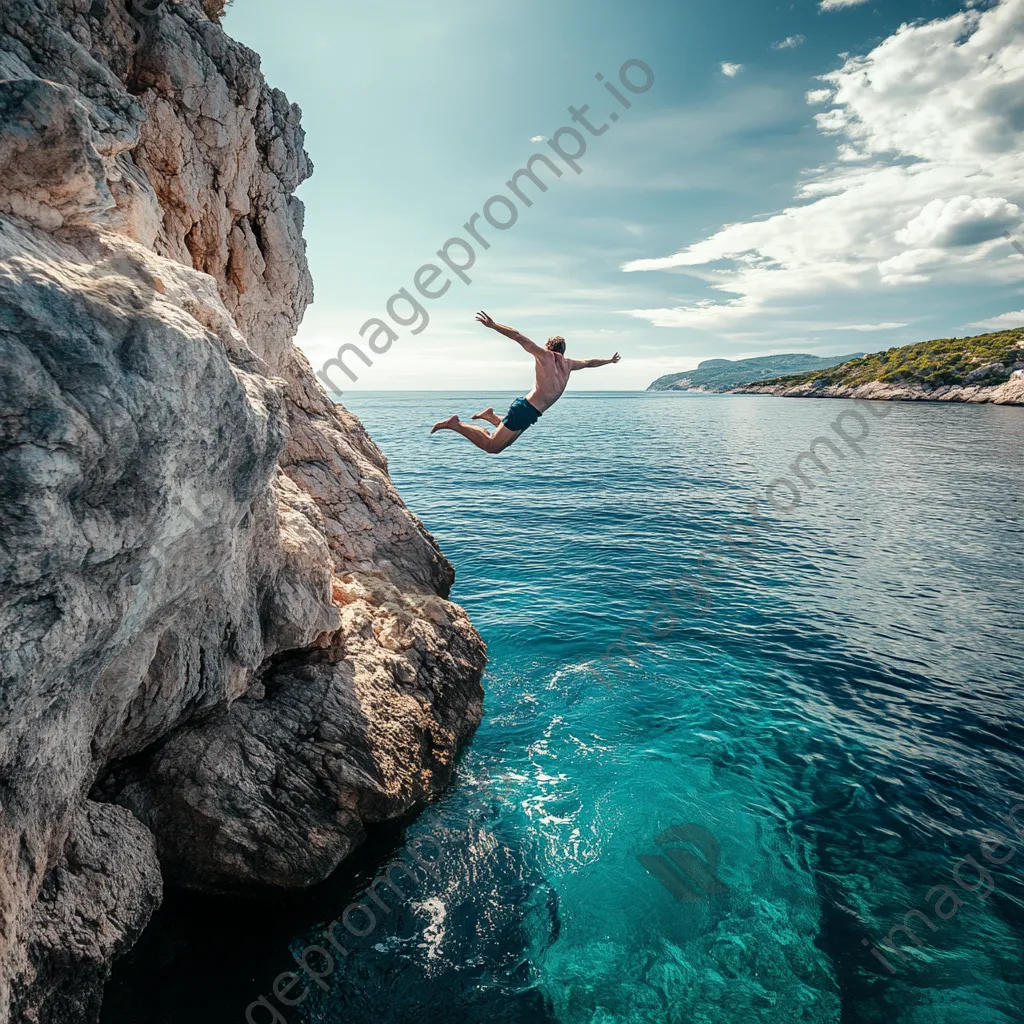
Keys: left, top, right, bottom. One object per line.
{"left": 475, "top": 311, "right": 545, "bottom": 357}
{"left": 567, "top": 353, "right": 621, "bottom": 370}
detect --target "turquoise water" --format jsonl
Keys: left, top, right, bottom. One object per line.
{"left": 104, "top": 392, "right": 1024, "bottom": 1024}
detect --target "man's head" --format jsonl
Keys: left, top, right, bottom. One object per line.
{"left": 547, "top": 336, "right": 566, "bottom": 354}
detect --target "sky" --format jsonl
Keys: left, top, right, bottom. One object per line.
{"left": 224, "top": 0, "right": 1024, "bottom": 392}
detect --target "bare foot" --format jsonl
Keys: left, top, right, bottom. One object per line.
{"left": 431, "top": 414, "right": 459, "bottom": 434}
{"left": 472, "top": 407, "right": 501, "bottom": 426}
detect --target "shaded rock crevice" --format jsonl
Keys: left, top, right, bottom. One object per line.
{"left": 0, "top": 2, "right": 487, "bottom": 1021}
{"left": 9, "top": 802, "right": 162, "bottom": 1024}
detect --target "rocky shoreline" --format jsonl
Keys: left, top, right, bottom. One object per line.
{"left": 732, "top": 372, "right": 1024, "bottom": 405}
{"left": 0, "top": 2, "right": 486, "bottom": 1021}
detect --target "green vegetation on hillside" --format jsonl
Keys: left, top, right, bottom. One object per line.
{"left": 647, "top": 351, "right": 863, "bottom": 392}
{"left": 760, "top": 328, "right": 1024, "bottom": 389}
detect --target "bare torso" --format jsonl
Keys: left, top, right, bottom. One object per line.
{"left": 525, "top": 351, "right": 571, "bottom": 413}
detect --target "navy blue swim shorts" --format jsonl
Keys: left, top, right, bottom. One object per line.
{"left": 503, "top": 397, "right": 542, "bottom": 433}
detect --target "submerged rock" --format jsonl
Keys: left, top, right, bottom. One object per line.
{"left": 0, "top": 1, "right": 486, "bottom": 1020}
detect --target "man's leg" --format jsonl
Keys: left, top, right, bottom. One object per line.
{"left": 431, "top": 415, "right": 494, "bottom": 452}
{"left": 487, "top": 423, "right": 521, "bottom": 453}
{"left": 472, "top": 408, "right": 502, "bottom": 427}
{"left": 430, "top": 416, "right": 520, "bottom": 454}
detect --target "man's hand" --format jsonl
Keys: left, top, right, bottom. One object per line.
{"left": 476, "top": 312, "right": 545, "bottom": 357}
{"left": 611, "top": 352, "right": 621, "bottom": 363}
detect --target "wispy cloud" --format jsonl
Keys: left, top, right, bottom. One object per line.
{"left": 720, "top": 62, "right": 744, "bottom": 77}
{"left": 827, "top": 322, "right": 908, "bottom": 331}
{"left": 820, "top": 0, "right": 870, "bottom": 10}
{"left": 530, "top": 135, "right": 547, "bottom": 143}
{"left": 772, "top": 34, "right": 806, "bottom": 49}
{"left": 806, "top": 88, "right": 833, "bottom": 104}
{"left": 970, "top": 310, "right": 1024, "bottom": 330}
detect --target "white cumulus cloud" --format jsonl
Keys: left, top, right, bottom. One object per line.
{"left": 625, "top": 0, "right": 1024, "bottom": 331}
{"left": 721, "top": 62, "right": 744, "bottom": 77}
{"left": 896, "top": 195, "right": 1021, "bottom": 248}
{"left": 820, "top": 0, "right": 871, "bottom": 10}
{"left": 530, "top": 135, "right": 547, "bottom": 143}
{"left": 876, "top": 249, "right": 947, "bottom": 286}
{"left": 970, "top": 309, "right": 1024, "bottom": 330}
{"left": 806, "top": 88, "right": 833, "bottom": 104}
{"left": 773, "top": 35, "right": 806, "bottom": 49}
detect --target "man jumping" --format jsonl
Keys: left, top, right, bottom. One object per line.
{"left": 431, "top": 312, "right": 621, "bottom": 453}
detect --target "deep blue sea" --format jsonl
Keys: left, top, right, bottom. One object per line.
{"left": 104, "top": 392, "right": 1024, "bottom": 1024}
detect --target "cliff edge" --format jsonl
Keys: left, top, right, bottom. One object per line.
{"left": 0, "top": 2, "right": 486, "bottom": 1021}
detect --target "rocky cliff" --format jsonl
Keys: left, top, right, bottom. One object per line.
{"left": 0, "top": 2, "right": 486, "bottom": 1021}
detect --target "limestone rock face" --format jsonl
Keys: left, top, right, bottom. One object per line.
{"left": 0, "top": 78, "right": 114, "bottom": 229}
{"left": 0, "top": 2, "right": 486, "bottom": 1021}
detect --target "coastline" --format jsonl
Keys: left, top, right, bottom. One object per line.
{"left": 646, "top": 384, "right": 719, "bottom": 394}
{"left": 731, "top": 373, "right": 1024, "bottom": 405}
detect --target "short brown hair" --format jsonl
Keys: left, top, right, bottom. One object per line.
{"left": 546, "top": 336, "right": 566, "bottom": 354}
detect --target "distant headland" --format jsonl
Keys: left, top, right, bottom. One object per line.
{"left": 732, "top": 329, "right": 1024, "bottom": 405}
{"left": 647, "top": 352, "right": 864, "bottom": 393}
{"left": 647, "top": 329, "right": 1024, "bottom": 405}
